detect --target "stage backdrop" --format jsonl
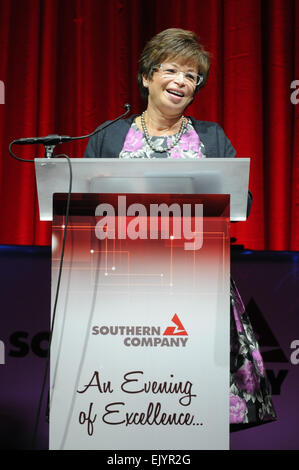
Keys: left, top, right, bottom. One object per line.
{"left": 0, "top": 0, "right": 299, "bottom": 250}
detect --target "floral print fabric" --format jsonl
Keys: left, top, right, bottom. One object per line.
{"left": 119, "top": 119, "right": 207, "bottom": 159}
{"left": 230, "top": 279, "right": 277, "bottom": 426}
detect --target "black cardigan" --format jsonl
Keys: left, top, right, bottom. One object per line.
{"left": 84, "top": 115, "right": 236, "bottom": 158}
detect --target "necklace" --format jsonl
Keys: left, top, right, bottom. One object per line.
{"left": 141, "top": 111, "right": 187, "bottom": 153}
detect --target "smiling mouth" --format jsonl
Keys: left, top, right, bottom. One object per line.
{"left": 166, "top": 89, "right": 184, "bottom": 98}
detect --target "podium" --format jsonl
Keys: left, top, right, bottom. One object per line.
{"left": 35, "top": 158, "right": 250, "bottom": 450}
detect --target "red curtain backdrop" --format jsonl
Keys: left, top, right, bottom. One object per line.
{"left": 0, "top": 0, "right": 298, "bottom": 250}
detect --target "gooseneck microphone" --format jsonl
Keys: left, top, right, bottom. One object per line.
{"left": 9, "top": 103, "right": 131, "bottom": 161}
{"left": 12, "top": 134, "right": 73, "bottom": 146}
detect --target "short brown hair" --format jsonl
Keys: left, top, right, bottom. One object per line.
{"left": 137, "top": 28, "right": 210, "bottom": 101}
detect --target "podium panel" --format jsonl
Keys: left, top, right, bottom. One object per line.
{"left": 49, "top": 193, "right": 230, "bottom": 450}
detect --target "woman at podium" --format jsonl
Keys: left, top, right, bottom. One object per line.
{"left": 84, "top": 27, "right": 276, "bottom": 429}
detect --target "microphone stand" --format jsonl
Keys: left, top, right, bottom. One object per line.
{"left": 45, "top": 144, "right": 56, "bottom": 159}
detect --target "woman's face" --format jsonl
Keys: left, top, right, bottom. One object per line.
{"left": 143, "top": 58, "right": 198, "bottom": 116}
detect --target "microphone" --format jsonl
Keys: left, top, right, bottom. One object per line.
{"left": 14, "top": 134, "right": 72, "bottom": 145}
{"left": 11, "top": 103, "right": 131, "bottom": 147}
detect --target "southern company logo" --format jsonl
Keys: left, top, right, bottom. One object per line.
{"left": 92, "top": 314, "right": 188, "bottom": 347}
{"left": 163, "top": 314, "right": 188, "bottom": 336}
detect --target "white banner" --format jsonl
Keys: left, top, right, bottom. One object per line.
{"left": 50, "top": 199, "right": 229, "bottom": 450}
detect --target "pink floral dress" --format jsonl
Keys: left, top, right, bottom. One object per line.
{"left": 120, "top": 119, "right": 277, "bottom": 429}
{"left": 119, "top": 119, "right": 207, "bottom": 159}
{"left": 230, "top": 279, "right": 276, "bottom": 428}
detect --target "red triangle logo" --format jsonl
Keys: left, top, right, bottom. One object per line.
{"left": 163, "top": 314, "right": 188, "bottom": 336}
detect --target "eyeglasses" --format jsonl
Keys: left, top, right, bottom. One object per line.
{"left": 155, "top": 63, "right": 204, "bottom": 87}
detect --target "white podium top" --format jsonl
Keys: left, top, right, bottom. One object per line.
{"left": 34, "top": 157, "right": 250, "bottom": 221}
